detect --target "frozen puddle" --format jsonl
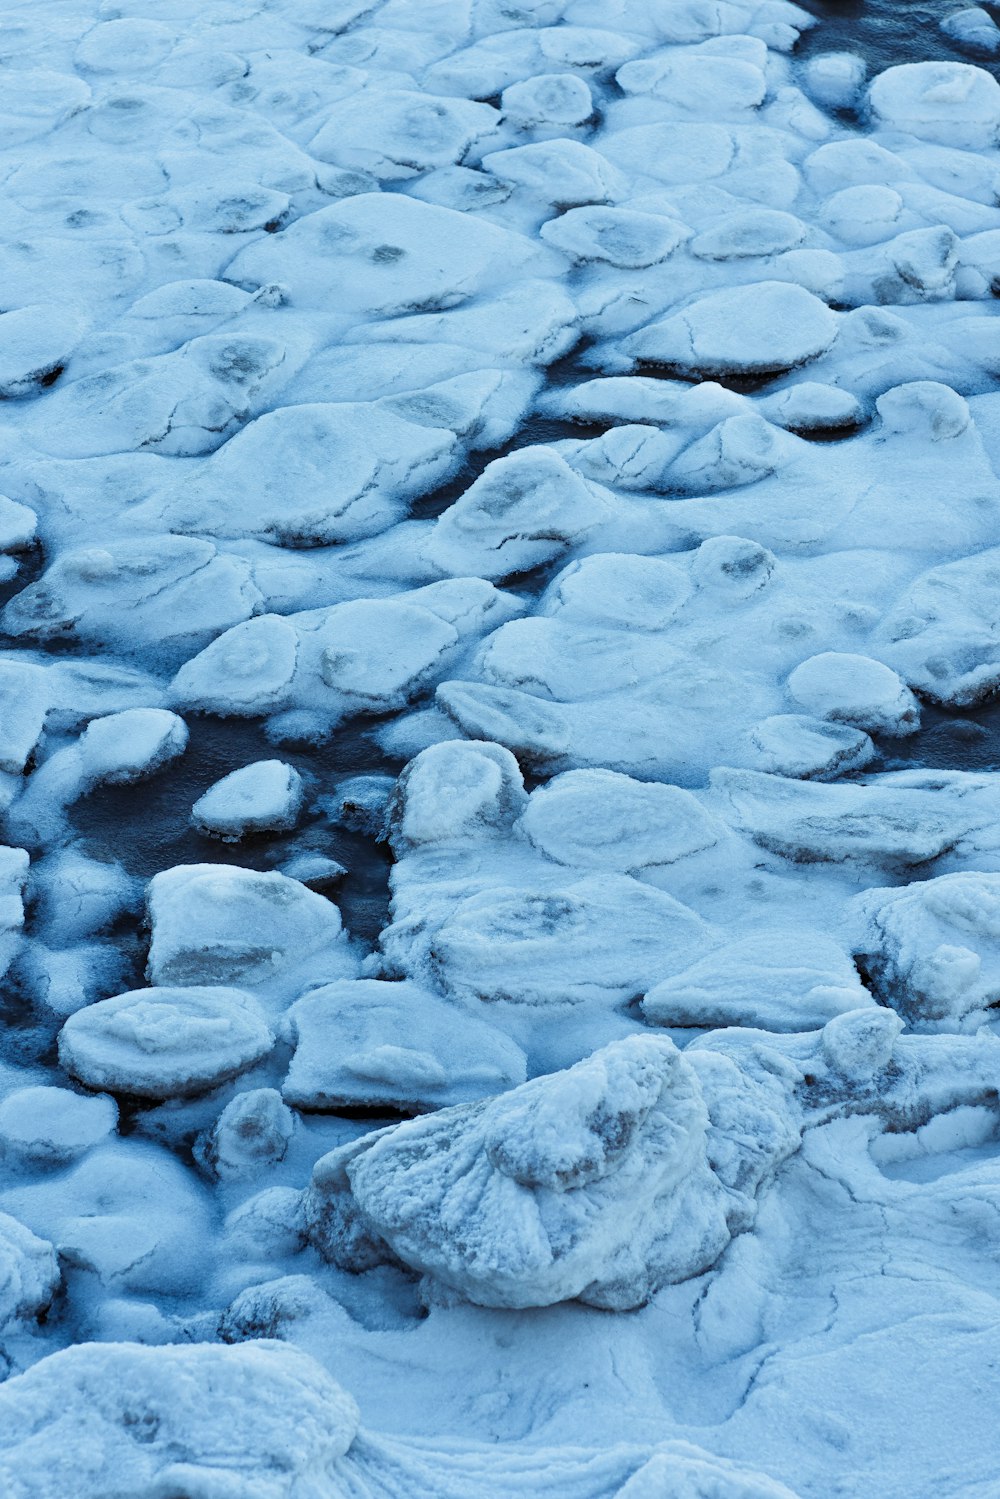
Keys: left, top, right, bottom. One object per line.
{"left": 3, "top": 0, "right": 1000, "bottom": 1495}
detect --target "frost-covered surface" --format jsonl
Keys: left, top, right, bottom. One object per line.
{"left": 2, "top": 0, "right": 1000, "bottom": 1495}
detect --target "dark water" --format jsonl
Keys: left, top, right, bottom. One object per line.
{"left": 70, "top": 714, "right": 400, "bottom": 947}
{"left": 877, "top": 698, "right": 1000, "bottom": 773}
{"left": 795, "top": 0, "right": 1000, "bottom": 71}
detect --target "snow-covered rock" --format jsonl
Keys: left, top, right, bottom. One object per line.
{"left": 2, "top": 537, "right": 261, "bottom": 661}
{"left": 712, "top": 767, "right": 1000, "bottom": 869}
{"left": 643, "top": 930, "right": 872, "bottom": 1032}
{"left": 940, "top": 7, "right": 1000, "bottom": 54}
{"left": 225, "top": 192, "right": 556, "bottom": 314}
{"left": 282, "top": 978, "right": 527, "bottom": 1112}
{"left": 192, "top": 760, "right": 304, "bottom": 840}
{"left": 59, "top": 985, "right": 274, "bottom": 1098}
{"left": 146, "top": 865, "right": 356, "bottom": 1003}
{"left": 309, "top": 90, "right": 499, "bottom": 179}
{"left": 0, "top": 1341, "right": 360, "bottom": 1498}
{"left": 0, "top": 305, "right": 84, "bottom": 398}
{"left": 0, "top": 1136, "right": 212, "bottom": 1293}
{"left": 0, "top": 1086, "right": 117, "bottom": 1167}
{"left": 868, "top": 62, "right": 1000, "bottom": 148}
{"left": 540, "top": 206, "right": 689, "bottom": 267}
{"left": 871, "top": 545, "right": 1000, "bottom": 706}
{"left": 785, "top": 652, "right": 920, "bottom": 736}
{"left": 745, "top": 714, "right": 876, "bottom": 779}
{"left": 425, "top": 446, "right": 612, "bottom": 582}
{"left": 519, "top": 768, "right": 722, "bottom": 872}
{"left": 173, "top": 580, "right": 520, "bottom": 729}
{"left": 139, "top": 402, "right": 460, "bottom": 547}
{"left": 11, "top": 709, "right": 188, "bottom": 846}
{"left": 851, "top": 872, "right": 1000, "bottom": 1029}
{"left": 196, "top": 1087, "right": 295, "bottom": 1179}
{"left": 623, "top": 282, "right": 839, "bottom": 377}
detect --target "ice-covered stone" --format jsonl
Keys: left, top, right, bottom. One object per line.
{"left": 868, "top": 61, "right": 1000, "bottom": 148}
{"left": 0, "top": 1136, "right": 211, "bottom": 1293}
{"left": 0, "top": 1341, "right": 360, "bottom": 1498}
{"left": 1, "top": 537, "right": 261, "bottom": 660}
{"left": 0, "top": 305, "right": 84, "bottom": 398}
{"left": 59, "top": 986, "right": 274, "bottom": 1098}
{"left": 713, "top": 767, "right": 1000, "bottom": 869}
{"left": 226, "top": 192, "right": 554, "bottom": 314}
{"left": 307, "top": 1035, "right": 735, "bottom": 1309}
{"left": 803, "top": 52, "right": 867, "bottom": 110}
{"left": 146, "top": 864, "right": 355, "bottom": 1000}
{"left": 690, "top": 209, "right": 805, "bottom": 260}
{"left": 852, "top": 873, "right": 1000, "bottom": 1028}
{"left": 623, "top": 282, "right": 839, "bottom": 377}
{"left": 24, "top": 331, "right": 299, "bottom": 458}
{"left": 0, "top": 661, "right": 50, "bottom": 775}
{"left": 282, "top": 978, "right": 527, "bottom": 1111}
{"left": 670, "top": 414, "right": 800, "bottom": 492}
{"left": 0, "top": 495, "right": 37, "bottom": 554}
{"left": 820, "top": 183, "right": 905, "bottom": 247}
{"left": 519, "top": 769, "right": 722, "bottom": 872}
{"left": 540, "top": 206, "right": 689, "bottom": 267}
{"left": 425, "top": 446, "right": 612, "bottom": 581}
{"left": 174, "top": 580, "right": 519, "bottom": 727}
{"left": 74, "top": 18, "right": 176, "bottom": 74}
{"left": 759, "top": 382, "right": 863, "bottom": 435}
{"left": 940, "top": 6, "right": 1000, "bottom": 53}
{"left": 196, "top": 1088, "right": 295, "bottom": 1179}
{"left": 192, "top": 760, "right": 304, "bottom": 840}
{"left": 0, "top": 1212, "right": 58, "bottom": 1330}
{"left": 876, "top": 379, "right": 970, "bottom": 439}
{"left": 309, "top": 89, "right": 499, "bottom": 179}
{"left": 502, "top": 72, "right": 594, "bottom": 128}
{"left": 616, "top": 50, "right": 767, "bottom": 116}
{"left": 746, "top": 714, "right": 876, "bottom": 779}
{"left": 643, "top": 930, "right": 872, "bottom": 1032}
{"left": 388, "top": 739, "right": 528, "bottom": 852}
{"left": 872, "top": 545, "right": 1000, "bottom": 706}
{"left": 0, "top": 1086, "right": 117, "bottom": 1167}
{"left": 141, "top": 402, "right": 459, "bottom": 547}
{"left": 786, "top": 652, "right": 920, "bottom": 736}
{"left": 483, "top": 138, "right": 626, "bottom": 205}
{"left": 401, "top": 872, "right": 710, "bottom": 1011}
{"left": 11, "top": 710, "right": 188, "bottom": 846}
{"left": 0, "top": 68, "right": 90, "bottom": 146}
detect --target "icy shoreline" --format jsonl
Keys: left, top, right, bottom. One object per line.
{"left": 1, "top": 0, "right": 1000, "bottom": 1494}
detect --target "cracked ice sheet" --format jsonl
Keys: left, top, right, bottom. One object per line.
{"left": 1, "top": 0, "right": 1000, "bottom": 1496}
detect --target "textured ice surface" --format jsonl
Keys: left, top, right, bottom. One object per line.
{"left": 2, "top": 0, "right": 1000, "bottom": 1495}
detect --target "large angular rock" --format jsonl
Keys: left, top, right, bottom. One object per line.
{"left": 306, "top": 1035, "right": 735, "bottom": 1310}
